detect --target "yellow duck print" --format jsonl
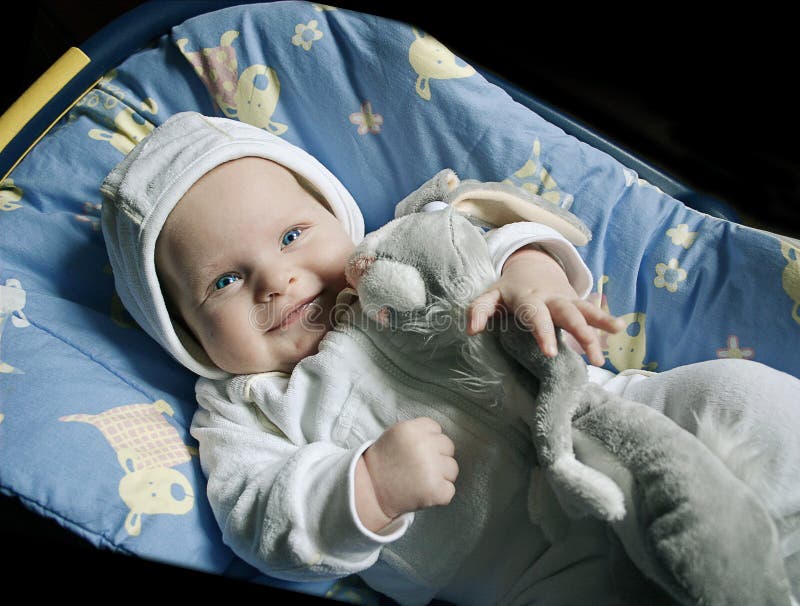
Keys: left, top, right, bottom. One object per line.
{"left": 606, "top": 311, "right": 655, "bottom": 372}
{"left": 408, "top": 28, "right": 475, "bottom": 101}
{"left": 781, "top": 240, "right": 800, "bottom": 325}
{"left": 568, "top": 275, "right": 656, "bottom": 372}
{"left": 0, "top": 278, "right": 30, "bottom": 374}
{"left": 59, "top": 400, "right": 197, "bottom": 536}
{"left": 88, "top": 98, "right": 159, "bottom": 155}
{"left": 0, "top": 178, "right": 23, "bottom": 212}
{"left": 177, "top": 31, "right": 288, "bottom": 135}
{"left": 231, "top": 65, "right": 287, "bottom": 134}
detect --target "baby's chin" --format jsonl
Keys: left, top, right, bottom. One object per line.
{"left": 282, "top": 327, "right": 331, "bottom": 372}
{"left": 261, "top": 318, "right": 333, "bottom": 374}
{"left": 216, "top": 336, "right": 326, "bottom": 375}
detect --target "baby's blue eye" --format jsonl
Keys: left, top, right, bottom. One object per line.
{"left": 281, "top": 228, "right": 302, "bottom": 247}
{"left": 214, "top": 273, "right": 240, "bottom": 290}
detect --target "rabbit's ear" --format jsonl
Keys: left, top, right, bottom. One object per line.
{"left": 449, "top": 181, "right": 592, "bottom": 246}
{"left": 394, "top": 169, "right": 460, "bottom": 218}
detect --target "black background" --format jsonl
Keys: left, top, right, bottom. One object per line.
{"left": 5, "top": 1, "right": 799, "bottom": 236}
{"left": 2, "top": 1, "right": 799, "bottom": 601}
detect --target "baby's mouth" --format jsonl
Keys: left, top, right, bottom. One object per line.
{"left": 268, "top": 293, "right": 323, "bottom": 332}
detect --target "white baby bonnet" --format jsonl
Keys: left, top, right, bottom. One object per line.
{"left": 100, "top": 111, "right": 365, "bottom": 379}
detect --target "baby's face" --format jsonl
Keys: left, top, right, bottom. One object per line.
{"left": 156, "top": 157, "right": 355, "bottom": 374}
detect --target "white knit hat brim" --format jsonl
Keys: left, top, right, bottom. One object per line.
{"left": 101, "top": 112, "right": 364, "bottom": 379}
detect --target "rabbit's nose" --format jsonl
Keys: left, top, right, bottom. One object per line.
{"left": 355, "top": 258, "right": 427, "bottom": 325}
{"left": 345, "top": 255, "right": 376, "bottom": 288}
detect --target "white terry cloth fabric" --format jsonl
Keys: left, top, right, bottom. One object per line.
{"left": 100, "top": 112, "right": 365, "bottom": 380}
{"left": 100, "top": 111, "right": 593, "bottom": 380}
{"left": 195, "top": 342, "right": 800, "bottom": 604}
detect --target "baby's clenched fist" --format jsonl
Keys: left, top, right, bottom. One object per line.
{"left": 359, "top": 417, "right": 458, "bottom": 527}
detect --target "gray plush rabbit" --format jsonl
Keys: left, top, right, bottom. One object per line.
{"left": 344, "top": 169, "right": 793, "bottom": 605}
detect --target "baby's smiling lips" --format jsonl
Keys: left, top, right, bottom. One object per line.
{"left": 268, "top": 293, "right": 322, "bottom": 331}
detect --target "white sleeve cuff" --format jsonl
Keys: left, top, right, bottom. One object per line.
{"left": 347, "top": 440, "right": 414, "bottom": 543}
{"left": 485, "top": 222, "right": 594, "bottom": 299}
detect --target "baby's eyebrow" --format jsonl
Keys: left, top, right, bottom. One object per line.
{"left": 190, "top": 260, "right": 224, "bottom": 295}
{"left": 197, "top": 260, "right": 221, "bottom": 277}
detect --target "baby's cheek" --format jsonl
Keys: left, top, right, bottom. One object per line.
{"left": 198, "top": 314, "right": 262, "bottom": 374}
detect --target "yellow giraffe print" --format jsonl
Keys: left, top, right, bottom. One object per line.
{"left": 177, "top": 31, "right": 288, "bottom": 135}
{"left": 59, "top": 400, "right": 197, "bottom": 536}
{"left": 88, "top": 97, "right": 159, "bottom": 155}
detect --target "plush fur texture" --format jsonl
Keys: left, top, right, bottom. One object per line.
{"left": 347, "top": 169, "right": 795, "bottom": 605}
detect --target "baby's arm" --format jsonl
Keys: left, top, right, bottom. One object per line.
{"left": 355, "top": 417, "right": 458, "bottom": 532}
{"left": 470, "top": 222, "right": 624, "bottom": 366}
{"left": 191, "top": 377, "right": 412, "bottom": 580}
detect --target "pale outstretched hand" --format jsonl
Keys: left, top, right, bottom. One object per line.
{"left": 466, "top": 246, "right": 624, "bottom": 367}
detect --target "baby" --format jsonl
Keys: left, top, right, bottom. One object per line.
{"left": 101, "top": 112, "right": 800, "bottom": 605}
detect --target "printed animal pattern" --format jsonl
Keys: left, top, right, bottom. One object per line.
{"left": 408, "top": 28, "right": 475, "bottom": 101}
{"left": 88, "top": 97, "right": 159, "bottom": 155}
{"left": 0, "top": 279, "right": 30, "bottom": 374}
{"left": 0, "top": 178, "right": 23, "bottom": 212}
{"left": 177, "top": 31, "right": 240, "bottom": 110}
{"left": 59, "top": 400, "right": 197, "bottom": 537}
{"left": 781, "top": 240, "right": 800, "bottom": 325}
{"left": 74, "top": 70, "right": 160, "bottom": 155}
{"left": 597, "top": 273, "right": 656, "bottom": 372}
{"left": 3, "top": 4, "right": 798, "bottom": 602}
{"left": 177, "top": 31, "right": 288, "bottom": 134}
{"left": 606, "top": 311, "right": 654, "bottom": 372}
{"left": 504, "top": 139, "right": 574, "bottom": 209}
{"left": 566, "top": 275, "right": 656, "bottom": 372}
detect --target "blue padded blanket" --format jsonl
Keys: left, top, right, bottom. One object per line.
{"left": 1, "top": 1, "right": 799, "bottom": 602}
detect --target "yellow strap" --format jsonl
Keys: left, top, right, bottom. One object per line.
{"left": 0, "top": 47, "right": 91, "bottom": 178}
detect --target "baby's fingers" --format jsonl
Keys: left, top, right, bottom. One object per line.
{"left": 575, "top": 299, "right": 626, "bottom": 334}
{"left": 467, "top": 288, "right": 502, "bottom": 335}
{"left": 549, "top": 300, "right": 605, "bottom": 366}
{"left": 514, "top": 297, "right": 558, "bottom": 357}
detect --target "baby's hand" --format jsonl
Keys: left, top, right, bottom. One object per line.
{"left": 357, "top": 417, "right": 458, "bottom": 530}
{"left": 466, "top": 246, "right": 624, "bottom": 366}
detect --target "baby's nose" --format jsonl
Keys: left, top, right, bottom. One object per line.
{"left": 258, "top": 269, "right": 296, "bottom": 301}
